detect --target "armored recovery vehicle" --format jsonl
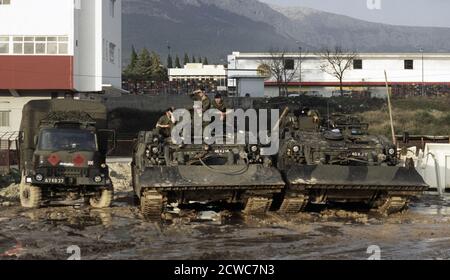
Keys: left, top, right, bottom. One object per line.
{"left": 277, "top": 109, "right": 428, "bottom": 214}
{"left": 132, "top": 130, "right": 285, "bottom": 219}
{"left": 19, "top": 99, "right": 115, "bottom": 208}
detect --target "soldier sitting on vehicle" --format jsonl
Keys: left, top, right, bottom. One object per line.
{"left": 211, "top": 93, "right": 228, "bottom": 121}
{"left": 156, "top": 108, "right": 175, "bottom": 138}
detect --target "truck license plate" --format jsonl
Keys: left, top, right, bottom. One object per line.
{"left": 44, "top": 178, "right": 65, "bottom": 184}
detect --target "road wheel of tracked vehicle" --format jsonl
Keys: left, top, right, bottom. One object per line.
{"left": 89, "top": 186, "right": 114, "bottom": 209}
{"left": 279, "top": 195, "right": 309, "bottom": 214}
{"left": 374, "top": 196, "right": 409, "bottom": 215}
{"left": 243, "top": 197, "right": 272, "bottom": 216}
{"left": 20, "top": 184, "right": 42, "bottom": 208}
{"left": 140, "top": 192, "right": 164, "bottom": 220}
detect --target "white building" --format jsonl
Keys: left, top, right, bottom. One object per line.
{"left": 0, "top": 0, "right": 122, "bottom": 133}
{"left": 168, "top": 63, "right": 227, "bottom": 91}
{"left": 228, "top": 52, "right": 450, "bottom": 97}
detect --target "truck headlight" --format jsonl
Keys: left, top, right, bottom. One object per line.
{"left": 293, "top": 146, "right": 300, "bottom": 153}
{"left": 152, "top": 147, "right": 159, "bottom": 154}
{"left": 35, "top": 174, "right": 44, "bottom": 182}
{"left": 94, "top": 176, "right": 102, "bottom": 183}
{"left": 250, "top": 145, "right": 258, "bottom": 153}
{"left": 100, "top": 163, "right": 107, "bottom": 169}
{"left": 388, "top": 148, "right": 395, "bottom": 155}
{"left": 26, "top": 177, "right": 32, "bottom": 183}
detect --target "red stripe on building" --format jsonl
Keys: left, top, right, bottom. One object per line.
{"left": 264, "top": 81, "right": 450, "bottom": 86}
{"left": 0, "top": 56, "right": 73, "bottom": 90}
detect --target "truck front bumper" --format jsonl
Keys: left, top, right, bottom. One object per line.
{"left": 25, "top": 175, "right": 111, "bottom": 186}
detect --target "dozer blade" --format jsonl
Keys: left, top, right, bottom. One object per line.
{"left": 286, "top": 165, "right": 428, "bottom": 191}
{"left": 137, "top": 165, "right": 285, "bottom": 191}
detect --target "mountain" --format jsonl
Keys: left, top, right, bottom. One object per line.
{"left": 122, "top": 0, "right": 450, "bottom": 64}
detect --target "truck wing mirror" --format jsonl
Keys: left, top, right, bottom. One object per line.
{"left": 98, "top": 129, "right": 116, "bottom": 156}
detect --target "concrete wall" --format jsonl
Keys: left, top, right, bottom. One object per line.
{"left": 101, "top": 0, "right": 122, "bottom": 89}
{"left": 237, "top": 78, "right": 265, "bottom": 97}
{"left": 74, "top": 0, "right": 101, "bottom": 92}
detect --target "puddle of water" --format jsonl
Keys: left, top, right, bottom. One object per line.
{"left": 410, "top": 195, "right": 450, "bottom": 216}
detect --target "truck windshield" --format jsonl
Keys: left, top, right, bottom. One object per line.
{"left": 38, "top": 129, "right": 97, "bottom": 152}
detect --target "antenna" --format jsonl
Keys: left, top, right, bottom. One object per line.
{"left": 384, "top": 70, "right": 396, "bottom": 145}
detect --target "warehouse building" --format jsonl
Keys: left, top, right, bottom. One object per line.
{"left": 227, "top": 52, "right": 450, "bottom": 97}
{"left": 168, "top": 63, "right": 228, "bottom": 92}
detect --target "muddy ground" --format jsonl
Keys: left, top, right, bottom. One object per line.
{"left": 0, "top": 163, "right": 449, "bottom": 260}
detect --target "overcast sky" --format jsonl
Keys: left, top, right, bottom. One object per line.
{"left": 260, "top": 0, "right": 450, "bottom": 28}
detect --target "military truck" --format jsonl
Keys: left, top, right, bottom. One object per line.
{"left": 132, "top": 130, "right": 285, "bottom": 219}
{"left": 277, "top": 109, "right": 428, "bottom": 214}
{"left": 19, "top": 99, "right": 115, "bottom": 208}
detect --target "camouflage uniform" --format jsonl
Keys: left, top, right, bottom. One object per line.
{"left": 211, "top": 99, "right": 226, "bottom": 113}
{"left": 156, "top": 113, "right": 173, "bottom": 138}
{"left": 201, "top": 96, "right": 211, "bottom": 112}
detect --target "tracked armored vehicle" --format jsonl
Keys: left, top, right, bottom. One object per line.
{"left": 277, "top": 109, "right": 428, "bottom": 214}
{"left": 132, "top": 130, "right": 285, "bottom": 219}
{"left": 19, "top": 99, "right": 116, "bottom": 208}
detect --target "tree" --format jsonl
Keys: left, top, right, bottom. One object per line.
{"left": 175, "top": 55, "right": 181, "bottom": 68}
{"left": 192, "top": 55, "right": 196, "bottom": 63}
{"left": 123, "top": 45, "right": 138, "bottom": 79}
{"left": 150, "top": 51, "right": 167, "bottom": 81}
{"left": 203, "top": 57, "right": 209, "bottom": 65}
{"left": 199, "top": 57, "right": 203, "bottom": 64}
{"left": 258, "top": 49, "right": 301, "bottom": 96}
{"left": 134, "top": 48, "right": 153, "bottom": 80}
{"left": 183, "top": 53, "right": 190, "bottom": 65}
{"left": 318, "top": 46, "right": 359, "bottom": 96}
{"left": 167, "top": 54, "right": 173, "bottom": 68}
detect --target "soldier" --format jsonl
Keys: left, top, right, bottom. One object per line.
{"left": 156, "top": 108, "right": 175, "bottom": 138}
{"left": 194, "top": 87, "right": 211, "bottom": 112}
{"left": 211, "top": 93, "right": 227, "bottom": 120}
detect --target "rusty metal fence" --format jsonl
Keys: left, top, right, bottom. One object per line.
{"left": 0, "top": 131, "right": 21, "bottom": 175}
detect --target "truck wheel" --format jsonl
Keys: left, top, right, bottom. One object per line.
{"left": 89, "top": 186, "right": 114, "bottom": 208}
{"left": 20, "top": 184, "right": 42, "bottom": 208}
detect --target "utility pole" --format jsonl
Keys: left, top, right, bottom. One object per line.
{"left": 167, "top": 41, "right": 171, "bottom": 95}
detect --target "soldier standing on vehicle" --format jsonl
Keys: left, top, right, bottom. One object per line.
{"left": 195, "top": 87, "right": 211, "bottom": 112}
{"left": 156, "top": 108, "right": 175, "bottom": 138}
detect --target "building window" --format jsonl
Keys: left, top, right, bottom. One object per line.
{"left": 404, "top": 60, "right": 414, "bottom": 70}
{"left": 0, "top": 0, "right": 11, "bottom": 4}
{"left": 284, "top": 59, "right": 295, "bottom": 70}
{"left": 0, "top": 111, "right": 10, "bottom": 127}
{"left": 58, "top": 36, "right": 68, "bottom": 54}
{"left": 9, "top": 36, "right": 68, "bottom": 55}
{"left": 353, "top": 59, "right": 363, "bottom": 69}
{"left": 109, "top": 0, "right": 116, "bottom": 17}
{"left": 109, "top": 42, "right": 116, "bottom": 63}
{"left": 0, "top": 36, "right": 9, "bottom": 53}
